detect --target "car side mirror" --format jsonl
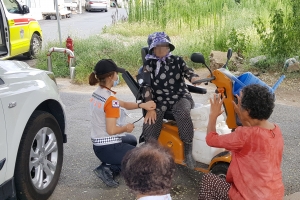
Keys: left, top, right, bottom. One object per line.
{"left": 22, "top": 5, "right": 30, "bottom": 14}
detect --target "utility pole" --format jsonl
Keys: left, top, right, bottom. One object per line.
{"left": 54, "top": 0, "right": 62, "bottom": 45}
{"left": 79, "top": 0, "right": 82, "bottom": 14}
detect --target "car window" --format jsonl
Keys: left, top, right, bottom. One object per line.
{"left": 0, "top": 78, "right": 4, "bottom": 85}
{"left": 3, "top": 0, "right": 21, "bottom": 14}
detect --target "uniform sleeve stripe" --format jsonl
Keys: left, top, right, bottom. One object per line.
{"left": 92, "top": 92, "right": 106, "bottom": 102}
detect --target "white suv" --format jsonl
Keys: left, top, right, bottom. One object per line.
{"left": 0, "top": 60, "right": 66, "bottom": 199}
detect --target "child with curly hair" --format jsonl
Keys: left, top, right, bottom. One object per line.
{"left": 122, "top": 141, "right": 175, "bottom": 200}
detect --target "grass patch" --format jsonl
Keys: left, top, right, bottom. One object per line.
{"left": 36, "top": 34, "right": 148, "bottom": 84}
{"left": 35, "top": 0, "right": 299, "bottom": 84}
{"left": 36, "top": 22, "right": 225, "bottom": 84}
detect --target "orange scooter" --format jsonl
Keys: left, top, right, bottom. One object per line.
{"left": 123, "top": 48, "right": 239, "bottom": 177}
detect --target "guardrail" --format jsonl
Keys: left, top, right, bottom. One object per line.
{"left": 47, "top": 47, "right": 75, "bottom": 80}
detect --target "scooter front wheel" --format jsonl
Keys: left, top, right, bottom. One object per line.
{"left": 210, "top": 162, "right": 229, "bottom": 179}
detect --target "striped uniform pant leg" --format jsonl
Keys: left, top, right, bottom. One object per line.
{"left": 142, "top": 110, "right": 165, "bottom": 141}
{"left": 198, "top": 173, "right": 230, "bottom": 200}
{"left": 172, "top": 98, "right": 194, "bottom": 143}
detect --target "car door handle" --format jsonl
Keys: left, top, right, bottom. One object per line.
{"left": 8, "top": 102, "right": 17, "bottom": 108}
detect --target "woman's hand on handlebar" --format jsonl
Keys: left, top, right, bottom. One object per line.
{"left": 140, "top": 101, "right": 156, "bottom": 111}
{"left": 144, "top": 110, "right": 157, "bottom": 125}
{"left": 191, "top": 76, "right": 216, "bottom": 85}
{"left": 191, "top": 77, "right": 202, "bottom": 85}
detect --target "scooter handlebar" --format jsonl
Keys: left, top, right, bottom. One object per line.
{"left": 187, "top": 85, "right": 207, "bottom": 94}
{"left": 192, "top": 77, "right": 216, "bottom": 85}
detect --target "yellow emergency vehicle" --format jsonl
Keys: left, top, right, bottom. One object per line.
{"left": 0, "top": 0, "right": 42, "bottom": 59}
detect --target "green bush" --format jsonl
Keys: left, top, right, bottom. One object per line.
{"left": 253, "top": 9, "right": 289, "bottom": 60}
{"left": 253, "top": 0, "right": 300, "bottom": 64}
{"left": 228, "top": 28, "right": 249, "bottom": 57}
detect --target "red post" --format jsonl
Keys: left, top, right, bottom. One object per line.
{"left": 66, "top": 36, "right": 74, "bottom": 64}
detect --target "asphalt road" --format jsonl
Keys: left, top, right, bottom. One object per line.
{"left": 13, "top": 7, "right": 127, "bottom": 63}
{"left": 38, "top": 7, "right": 127, "bottom": 46}
{"left": 47, "top": 83, "right": 300, "bottom": 200}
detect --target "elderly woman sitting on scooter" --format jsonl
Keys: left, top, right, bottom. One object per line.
{"left": 198, "top": 84, "right": 284, "bottom": 200}
{"left": 122, "top": 140, "right": 175, "bottom": 200}
{"left": 139, "top": 32, "right": 201, "bottom": 169}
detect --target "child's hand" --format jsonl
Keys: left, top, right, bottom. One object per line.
{"left": 209, "top": 94, "right": 225, "bottom": 119}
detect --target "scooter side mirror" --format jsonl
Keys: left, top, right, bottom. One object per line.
{"left": 191, "top": 53, "right": 206, "bottom": 64}
{"left": 227, "top": 48, "right": 232, "bottom": 60}
{"left": 191, "top": 52, "right": 213, "bottom": 77}
{"left": 222, "top": 48, "right": 233, "bottom": 69}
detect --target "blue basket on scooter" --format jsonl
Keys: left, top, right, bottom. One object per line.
{"left": 232, "top": 72, "right": 285, "bottom": 96}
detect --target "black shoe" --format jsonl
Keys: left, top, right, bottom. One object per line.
{"left": 139, "top": 134, "right": 145, "bottom": 143}
{"left": 184, "top": 143, "right": 196, "bottom": 169}
{"left": 109, "top": 165, "right": 121, "bottom": 177}
{"left": 93, "top": 165, "right": 119, "bottom": 187}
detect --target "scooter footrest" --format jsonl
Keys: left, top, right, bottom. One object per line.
{"left": 195, "top": 161, "right": 209, "bottom": 169}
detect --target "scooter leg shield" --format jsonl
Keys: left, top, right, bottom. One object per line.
{"left": 158, "top": 123, "right": 184, "bottom": 164}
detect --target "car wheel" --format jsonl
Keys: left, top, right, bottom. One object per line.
{"left": 105, "top": 9, "right": 108, "bottom": 12}
{"left": 210, "top": 162, "right": 229, "bottom": 179}
{"left": 14, "top": 111, "right": 64, "bottom": 200}
{"left": 24, "top": 33, "right": 42, "bottom": 59}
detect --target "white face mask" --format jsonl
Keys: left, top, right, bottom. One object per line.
{"left": 113, "top": 75, "right": 119, "bottom": 87}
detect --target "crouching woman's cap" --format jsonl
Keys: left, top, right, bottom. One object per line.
{"left": 94, "top": 59, "right": 125, "bottom": 75}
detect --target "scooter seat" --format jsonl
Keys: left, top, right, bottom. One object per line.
{"left": 164, "top": 111, "right": 175, "bottom": 121}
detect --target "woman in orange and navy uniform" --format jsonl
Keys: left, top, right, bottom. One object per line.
{"left": 88, "top": 59, "right": 156, "bottom": 188}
